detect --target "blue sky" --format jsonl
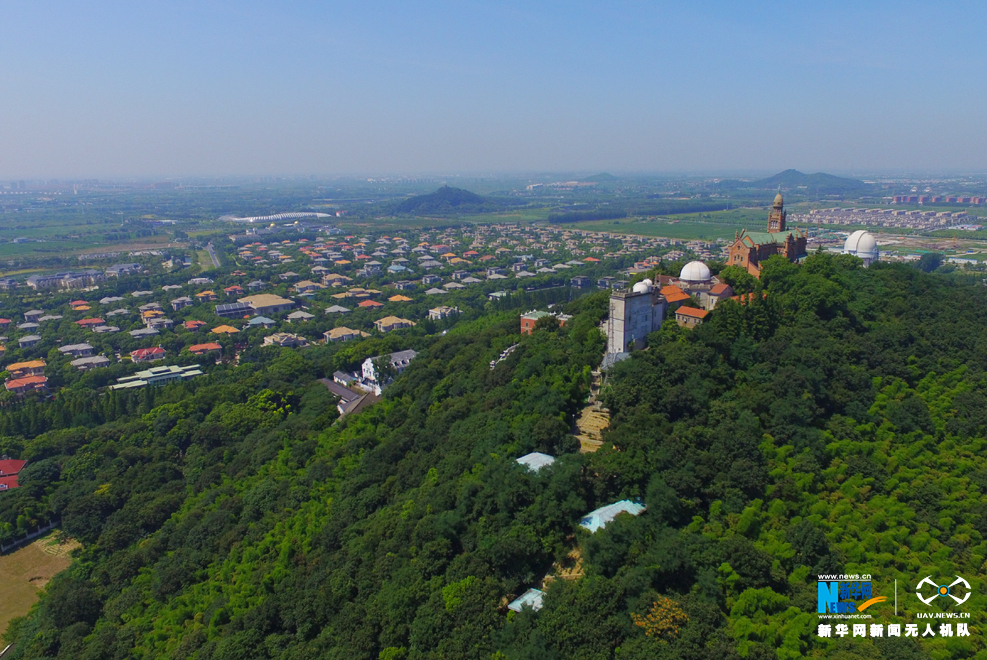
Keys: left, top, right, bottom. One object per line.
{"left": 1, "top": 1, "right": 985, "bottom": 177}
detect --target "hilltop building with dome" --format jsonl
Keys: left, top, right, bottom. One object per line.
{"left": 605, "top": 259, "right": 735, "bottom": 358}
{"left": 726, "top": 193, "right": 807, "bottom": 277}
{"left": 843, "top": 230, "right": 879, "bottom": 266}
{"left": 606, "top": 278, "right": 666, "bottom": 354}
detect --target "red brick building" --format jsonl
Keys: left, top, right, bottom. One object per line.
{"left": 727, "top": 193, "right": 807, "bottom": 277}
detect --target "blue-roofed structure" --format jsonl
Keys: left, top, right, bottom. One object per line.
{"left": 508, "top": 588, "right": 545, "bottom": 613}
{"left": 578, "top": 500, "right": 646, "bottom": 533}
{"left": 516, "top": 452, "right": 556, "bottom": 473}
{"left": 246, "top": 316, "right": 276, "bottom": 328}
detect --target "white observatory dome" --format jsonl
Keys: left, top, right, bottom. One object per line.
{"left": 632, "top": 281, "right": 652, "bottom": 293}
{"left": 844, "top": 230, "right": 879, "bottom": 265}
{"left": 679, "top": 261, "right": 711, "bottom": 283}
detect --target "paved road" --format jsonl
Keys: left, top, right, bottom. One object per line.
{"left": 206, "top": 242, "right": 220, "bottom": 268}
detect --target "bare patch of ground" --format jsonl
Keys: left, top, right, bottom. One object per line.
{"left": 0, "top": 534, "right": 79, "bottom": 636}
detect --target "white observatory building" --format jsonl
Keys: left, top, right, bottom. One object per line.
{"left": 843, "top": 230, "right": 880, "bottom": 267}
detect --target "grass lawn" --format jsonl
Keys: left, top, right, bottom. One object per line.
{"left": 0, "top": 533, "right": 79, "bottom": 636}
{"left": 195, "top": 250, "right": 215, "bottom": 272}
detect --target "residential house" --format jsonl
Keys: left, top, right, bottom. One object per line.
{"left": 171, "top": 296, "right": 194, "bottom": 311}
{"left": 196, "top": 291, "right": 218, "bottom": 302}
{"left": 286, "top": 310, "right": 315, "bottom": 323}
{"left": 5, "top": 375, "right": 47, "bottom": 395}
{"left": 422, "top": 274, "right": 442, "bottom": 286}
{"left": 131, "top": 347, "right": 166, "bottom": 363}
{"left": 70, "top": 356, "right": 110, "bottom": 371}
{"left": 428, "top": 306, "right": 459, "bottom": 320}
{"left": 374, "top": 316, "right": 416, "bottom": 333}
{"left": 263, "top": 332, "right": 309, "bottom": 348}
{"left": 361, "top": 349, "right": 418, "bottom": 389}
{"left": 18, "top": 335, "right": 41, "bottom": 348}
{"left": 7, "top": 360, "right": 46, "bottom": 379}
{"left": 58, "top": 343, "right": 94, "bottom": 358}
{"left": 324, "top": 326, "right": 363, "bottom": 342}
{"left": 215, "top": 302, "right": 254, "bottom": 318}
{"left": 0, "top": 458, "right": 27, "bottom": 490}
{"left": 245, "top": 316, "right": 276, "bottom": 329}
{"left": 239, "top": 294, "right": 295, "bottom": 316}
{"left": 520, "top": 310, "right": 570, "bottom": 335}
{"left": 189, "top": 342, "right": 223, "bottom": 356}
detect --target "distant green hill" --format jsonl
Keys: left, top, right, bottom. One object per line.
{"left": 580, "top": 173, "right": 618, "bottom": 183}
{"left": 715, "top": 169, "right": 872, "bottom": 195}
{"left": 392, "top": 186, "right": 505, "bottom": 215}
{"left": 752, "top": 169, "right": 870, "bottom": 192}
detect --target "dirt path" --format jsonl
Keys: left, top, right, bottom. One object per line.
{"left": 574, "top": 370, "right": 609, "bottom": 453}
{"left": 0, "top": 534, "right": 79, "bottom": 636}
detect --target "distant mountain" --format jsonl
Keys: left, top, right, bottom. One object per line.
{"left": 752, "top": 169, "right": 870, "bottom": 192}
{"left": 714, "top": 169, "right": 872, "bottom": 195}
{"left": 391, "top": 186, "right": 504, "bottom": 215}
{"left": 580, "top": 173, "right": 618, "bottom": 183}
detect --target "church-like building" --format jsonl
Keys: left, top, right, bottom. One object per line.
{"left": 727, "top": 193, "right": 807, "bottom": 277}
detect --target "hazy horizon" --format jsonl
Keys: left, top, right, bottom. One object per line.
{"left": 3, "top": 1, "right": 986, "bottom": 179}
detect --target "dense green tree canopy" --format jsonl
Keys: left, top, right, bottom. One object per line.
{"left": 4, "top": 254, "right": 987, "bottom": 659}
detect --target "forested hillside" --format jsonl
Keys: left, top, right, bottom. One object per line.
{"left": 5, "top": 253, "right": 987, "bottom": 659}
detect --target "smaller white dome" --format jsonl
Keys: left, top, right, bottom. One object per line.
{"left": 679, "top": 261, "right": 711, "bottom": 283}
{"left": 632, "top": 281, "right": 652, "bottom": 293}
{"left": 642, "top": 278, "right": 653, "bottom": 286}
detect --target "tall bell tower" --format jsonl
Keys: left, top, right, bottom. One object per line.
{"left": 767, "top": 191, "right": 786, "bottom": 233}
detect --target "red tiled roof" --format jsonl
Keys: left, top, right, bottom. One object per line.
{"left": 76, "top": 317, "right": 105, "bottom": 326}
{"left": 0, "top": 475, "right": 19, "bottom": 490}
{"left": 675, "top": 306, "right": 708, "bottom": 319}
{"left": 358, "top": 300, "right": 384, "bottom": 307}
{"left": 710, "top": 283, "right": 732, "bottom": 295}
{"left": 5, "top": 375, "right": 47, "bottom": 390}
{"left": 189, "top": 342, "right": 222, "bottom": 353}
{"left": 0, "top": 459, "right": 26, "bottom": 476}
{"left": 131, "top": 347, "right": 165, "bottom": 359}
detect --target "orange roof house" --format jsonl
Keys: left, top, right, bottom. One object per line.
{"left": 674, "top": 306, "right": 709, "bottom": 328}
{"left": 388, "top": 295, "right": 413, "bottom": 302}
{"left": 358, "top": 300, "right": 384, "bottom": 308}
{"left": 184, "top": 320, "right": 207, "bottom": 330}
{"left": 5, "top": 375, "right": 47, "bottom": 394}
{"left": 189, "top": 342, "right": 223, "bottom": 355}
{"left": 211, "top": 325, "right": 240, "bottom": 335}
{"left": 76, "top": 317, "right": 105, "bottom": 327}
{"left": 7, "top": 360, "right": 46, "bottom": 378}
